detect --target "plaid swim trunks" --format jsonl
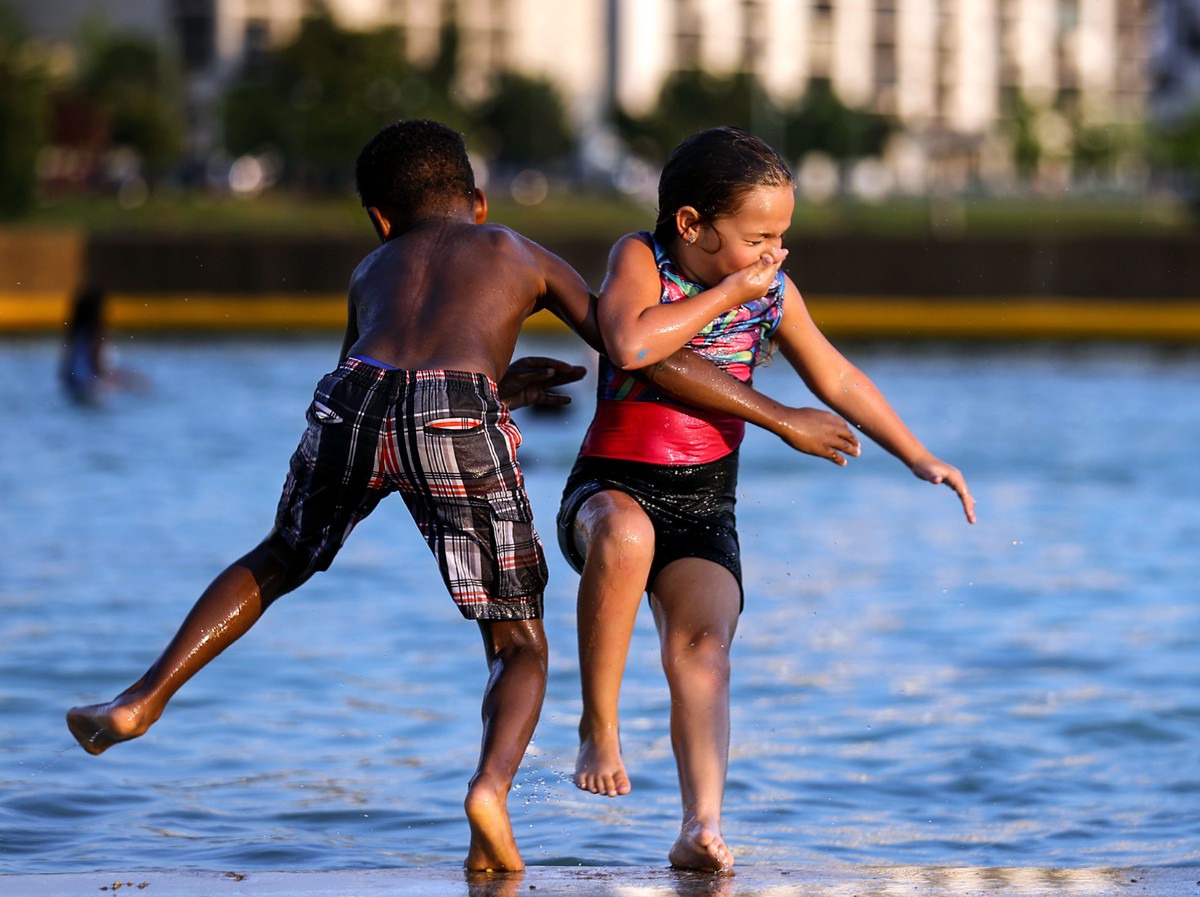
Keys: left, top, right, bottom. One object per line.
{"left": 275, "top": 357, "right": 547, "bottom": 620}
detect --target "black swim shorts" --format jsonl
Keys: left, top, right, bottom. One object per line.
{"left": 556, "top": 451, "right": 742, "bottom": 607}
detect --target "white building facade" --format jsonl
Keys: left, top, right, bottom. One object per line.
{"left": 1149, "top": 0, "right": 1200, "bottom": 124}
{"left": 12, "top": 0, "right": 1154, "bottom": 174}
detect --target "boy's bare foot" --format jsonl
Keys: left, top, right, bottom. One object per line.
{"left": 573, "top": 731, "right": 630, "bottom": 796}
{"left": 66, "top": 693, "right": 156, "bottom": 756}
{"left": 464, "top": 779, "right": 523, "bottom": 872}
{"left": 669, "top": 817, "right": 734, "bottom": 872}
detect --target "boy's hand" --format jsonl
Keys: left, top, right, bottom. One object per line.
{"left": 910, "top": 456, "right": 977, "bottom": 524}
{"left": 774, "top": 406, "right": 861, "bottom": 465}
{"left": 499, "top": 356, "right": 587, "bottom": 410}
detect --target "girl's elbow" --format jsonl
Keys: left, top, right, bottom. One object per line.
{"left": 606, "top": 339, "right": 654, "bottom": 370}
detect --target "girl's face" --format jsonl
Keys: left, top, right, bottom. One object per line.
{"left": 675, "top": 183, "right": 795, "bottom": 286}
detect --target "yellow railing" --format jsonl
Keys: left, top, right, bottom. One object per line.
{"left": 5, "top": 291, "right": 1200, "bottom": 342}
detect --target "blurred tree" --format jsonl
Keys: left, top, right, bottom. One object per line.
{"left": 76, "top": 31, "right": 187, "bottom": 181}
{"left": 1072, "top": 122, "right": 1133, "bottom": 184}
{"left": 782, "top": 78, "right": 892, "bottom": 161}
{"left": 223, "top": 12, "right": 468, "bottom": 190}
{"left": 50, "top": 26, "right": 188, "bottom": 190}
{"left": 616, "top": 70, "right": 781, "bottom": 162}
{"left": 0, "top": 6, "right": 47, "bottom": 216}
{"left": 1147, "top": 110, "right": 1200, "bottom": 214}
{"left": 473, "top": 72, "right": 573, "bottom": 167}
{"left": 1001, "top": 89, "right": 1042, "bottom": 180}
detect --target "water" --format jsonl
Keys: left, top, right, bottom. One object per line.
{"left": 2, "top": 333, "right": 1198, "bottom": 873}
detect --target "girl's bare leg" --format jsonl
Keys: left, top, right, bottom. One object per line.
{"left": 650, "top": 558, "right": 740, "bottom": 872}
{"left": 464, "top": 618, "right": 548, "bottom": 872}
{"left": 66, "top": 531, "right": 303, "bottom": 755}
{"left": 571, "top": 491, "right": 655, "bottom": 797}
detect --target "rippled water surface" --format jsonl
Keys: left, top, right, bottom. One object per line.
{"left": 2, "top": 334, "right": 1198, "bottom": 873}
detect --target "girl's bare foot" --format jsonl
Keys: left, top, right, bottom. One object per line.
{"left": 464, "top": 870, "right": 525, "bottom": 897}
{"left": 669, "top": 817, "right": 734, "bottom": 872}
{"left": 66, "top": 693, "right": 156, "bottom": 756}
{"left": 573, "top": 729, "right": 630, "bottom": 796}
{"left": 464, "top": 778, "right": 523, "bottom": 872}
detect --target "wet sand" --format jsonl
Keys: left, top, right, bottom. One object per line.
{"left": 2, "top": 865, "right": 1193, "bottom": 897}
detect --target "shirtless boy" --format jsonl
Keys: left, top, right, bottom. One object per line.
{"left": 66, "top": 120, "right": 856, "bottom": 872}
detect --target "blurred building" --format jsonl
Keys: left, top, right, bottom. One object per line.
{"left": 10, "top": 0, "right": 1155, "bottom": 180}
{"left": 1149, "top": 0, "right": 1200, "bottom": 124}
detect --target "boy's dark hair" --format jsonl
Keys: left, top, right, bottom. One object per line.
{"left": 355, "top": 120, "right": 476, "bottom": 219}
{"left": 653, "top": 126, "right": 794, "bottom": 245}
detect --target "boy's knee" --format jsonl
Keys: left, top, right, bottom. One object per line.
{"left": 244, "top": 530, "right": 314, "bottom": 607}
{"left": 481, "top": 618, "right": 549, "bottom": 665}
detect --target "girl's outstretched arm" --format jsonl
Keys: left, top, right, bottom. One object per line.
{"left": 774, "top": 278, "right": 976, "bottom": 523}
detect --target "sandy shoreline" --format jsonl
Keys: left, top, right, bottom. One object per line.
{"left": 2, "top": 865, "right": 1194, "bottom": 896}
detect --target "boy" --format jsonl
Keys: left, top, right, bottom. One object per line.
{"left": 66, "top": 120, "right": 857, "bottom": 871}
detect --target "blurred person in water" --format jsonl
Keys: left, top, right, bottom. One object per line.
{"left": 59, "top": 285, "right": 149, "bottom": 405}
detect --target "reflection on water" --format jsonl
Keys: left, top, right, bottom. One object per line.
{"left": 2, "top": 336, "right": 1198, "bottom": 873}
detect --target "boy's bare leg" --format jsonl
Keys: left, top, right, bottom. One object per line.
{"left": 571, "top": 491, "right": 655, "bottom": 797}
{"left": 66, "top": 531, "right": 303, "bottom": 755}
{"left": 464, "top": 618, "right": 548, "bottom": 872}
{"left": 650, "top": 559, "right": 740, "bottom": 872}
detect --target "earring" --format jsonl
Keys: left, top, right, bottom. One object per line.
{"left": 686, "top": 232, "right": 696, "bottom": 244}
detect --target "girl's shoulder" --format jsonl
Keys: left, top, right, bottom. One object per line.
{"left": 613, "top": 230, "right": 655, "bottom": 252}
{"left": 608, "top": 231, "right": 659, "bottom": 269}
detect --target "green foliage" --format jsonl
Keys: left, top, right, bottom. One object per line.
{"left": 0, "top": 6, "right": 47, "bottom": 216}
{"left": 1002, "top": 90, "right": 1042, "bottom": 178}
{"left": 1147, "top": 110, "right": 1200, "bottom": 213}
{"left": 782, "top": 78, "right": 892, "bottom": 160}
{"left": 472, "top": 72, "right": 573, "bottom": 166}
{"left": 1148, "top": 111, "right": 1200, "bottom": 172}
{"left": 76, "top": 32, "right": 187, "bottom": 176}
{"left": 1072, "top": 123, "right": 1130, "bottom": 180}
{"left": 618, "top": 73, "right": 891, "bottom": 164}
{"left": 223, "top": 13, "right": 468, "bottom": 189}
{"left": 616, "top": 70, "right": 779, "bottom": 161}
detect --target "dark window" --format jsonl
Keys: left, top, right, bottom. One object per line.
{"left": 173, "top": 0, "right": 216, "bottom": 72}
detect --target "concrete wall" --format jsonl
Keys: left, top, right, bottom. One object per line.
{"left": 3, "top": 229, "right": 1200, "bottom": 339}
{"left": 74, "top": 232, "right": 1200, "bottom": 300}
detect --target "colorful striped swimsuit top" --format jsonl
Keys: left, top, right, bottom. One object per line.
{"left": 579, "top": 232, "right": 785, "bottom": 466}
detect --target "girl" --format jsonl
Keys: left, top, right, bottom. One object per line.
{"left": 556, "top": 127, "right": 975, "bottom": 871}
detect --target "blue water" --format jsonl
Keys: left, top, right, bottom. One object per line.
{"left": 2, "top": 334, "right": 1198, "bottom": 873}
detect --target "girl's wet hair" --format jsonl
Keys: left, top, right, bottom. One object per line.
{"left": 355, "top": 119, "right": 476, "bottom": 220}
{"left": 653, "top": 127, "right": 793, "bottom": 245}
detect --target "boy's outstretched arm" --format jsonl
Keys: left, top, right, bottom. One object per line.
{"left": 646, "top": 352, "right": 861, "bottom": 466}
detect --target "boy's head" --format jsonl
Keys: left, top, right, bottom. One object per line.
{"left": 355, "top": 120, "right": 477, "bottom": 223}
{"left": 653, "top": 126, "right": 793, "bottom": 244}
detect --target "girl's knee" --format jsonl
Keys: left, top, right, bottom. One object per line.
{"left": 681, "top": 633, "right": 733, "bottom": 664}
{"left": 663, "top": 653, "right": 731, "bottom": 703}
{"left": 577, "top": 493, "right": 655, "bottom": 565}
{"left": 661, "top": 626, "right": 733, "bottom": 678}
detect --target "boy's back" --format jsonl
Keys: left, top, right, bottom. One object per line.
{"left": 346, "top": 219, "right": 585, "bottom": 381}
